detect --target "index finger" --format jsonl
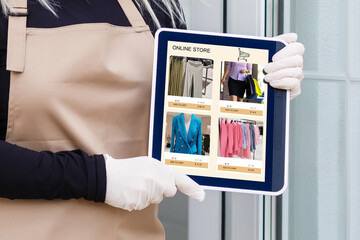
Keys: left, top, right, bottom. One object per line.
{"left": 273, "top": 42, "right": 305, "bottom": 62}
{"left": 173, "top": 170, "right": 205, "bottom": 202}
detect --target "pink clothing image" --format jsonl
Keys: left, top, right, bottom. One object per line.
{"left": 219, "top": 120, "right": 227, "bottom": 157}
{"left": 237, "top": 123, "right": 243, "bottom": 152}
{"left": 254, "top": 125, "right": 260, "bottom": 145}
{"left": 219, "top": 120, "right": 260, "bottom": 160}
{"left": 226, "top": 121, "right": 234, "bottom": 157}
{"left": 232, "top": 122, "right": 239, "bottom": 155}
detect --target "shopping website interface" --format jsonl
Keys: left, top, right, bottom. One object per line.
{"left": 162, "top": 41, "right": 269, "bottom": 182}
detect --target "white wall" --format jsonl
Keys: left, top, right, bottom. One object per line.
{"left": 285, "top": 0, "right": 360, "bottom": 239}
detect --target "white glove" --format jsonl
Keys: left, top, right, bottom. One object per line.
{"left": 103, "top": 154, "right": 205, "bottom": 211}
{"left": 264, "top": 33, "right": 305, "bottom": 99}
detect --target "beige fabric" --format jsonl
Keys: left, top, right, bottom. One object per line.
{"left": 6, "top": 0, "right": 27, "bottom": 72}
{"left": 1, "top": 0, "right": 164, "bottom": 239}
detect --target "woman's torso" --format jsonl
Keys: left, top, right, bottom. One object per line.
{"left": 0, "top": 0, "right": 185, "bottom": 141}
{"left": 227, "top": 62, "right": 250, "bottom": 81}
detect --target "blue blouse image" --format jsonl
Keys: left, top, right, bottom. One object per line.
{"left": 170, "top": 113, "right": 202, "bottom": 155}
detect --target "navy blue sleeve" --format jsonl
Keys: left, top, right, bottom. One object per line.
{"left": 0, "top": 140, "right": 106, "bottom": 202}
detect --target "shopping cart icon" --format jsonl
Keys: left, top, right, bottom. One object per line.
{"left": 237, "top": 48, "right": 250, "bottom": 62}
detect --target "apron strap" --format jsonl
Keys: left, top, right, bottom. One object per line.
{"left": 6, "top": 0, "right": 27, "bottom": 72}
{"left": 6, "top": 0, "right": 148, "bottom": 72}
{"left": 117, "top": 0, "right": 149, "bottom": 31}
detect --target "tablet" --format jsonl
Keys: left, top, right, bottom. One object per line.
{"left": 149, "top": 28, "right": 289, "bottom": 195}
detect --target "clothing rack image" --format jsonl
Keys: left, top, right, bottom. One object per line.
{"left": 219, "top": 118, "right": 260, "bottom": 160}
{"left": 168, "top": 56, "right": 213, "bottom": 98}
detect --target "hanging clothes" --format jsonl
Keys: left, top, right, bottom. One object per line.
{"left": 239, "top": 124, "right": 251, "bottom": 159}
{"left": 168, "top": 56, "right": 185, "bottom": 96}
{"left": 219, "top": 120, "right": 261, "bottom": 160}
{"left": 237, "top": 122, "right": 243, "bottom": 153}
{"left": 219, "top": 119, "right": 228, "bottom": 157}
{"left": 241, "top": 123, "right": 248, "bottom": 150}
{"left": 226, "top": 121, "right": 234, "bottom": 157}
{"left": 254, "top": 125, "right": 260, "bottom": 145}
{"left": 249, "top": 124, "right": 255, "bottom": 152}
{"left": 232, "top": 122, "right": 239, "bottom": 155}
{"left": 183, "top": 60, "right": 203, "bottom": 98}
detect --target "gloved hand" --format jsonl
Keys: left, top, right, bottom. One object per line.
{"left": 264, "top": 33, "right": 305, "bottom": 99}
{"left": 103, "top": 154, "right": 205, "bottom": 211}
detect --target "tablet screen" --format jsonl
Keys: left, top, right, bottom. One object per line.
{"left": 161, "top": 40, "right": 270, "bottom": 182}
{"left": 150, "top": 29, "right": 289, "bottom": 194}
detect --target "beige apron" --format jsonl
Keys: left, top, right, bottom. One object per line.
{"left": 0, "top": 0, "right": 165, "bottom": 239}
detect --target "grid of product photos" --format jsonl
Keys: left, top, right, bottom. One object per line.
{"left": 162, "top": 41, "right": 269, "bottom": 182}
